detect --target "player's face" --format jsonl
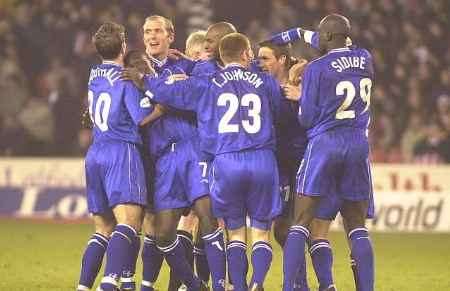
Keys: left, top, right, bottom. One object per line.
{"left": 186, "top": 44, "right": 205, "bottom": 61}
{"left": 204, "top": 30, "right": 221, "bottom": 59}
{"left": 143, "top": 19, "right": 174, "bottom": 58}
{"left": 258, "top": 47, "right": 282, "bottom": 76}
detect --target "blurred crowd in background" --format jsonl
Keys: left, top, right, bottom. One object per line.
{"left": 0, "top": 0, "right": 449, "bottom": 163}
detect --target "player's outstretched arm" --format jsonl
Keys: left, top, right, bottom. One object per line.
{"left": 268, "top": 27, "right": 319, "bottom": 49}
{"left": 143, "top": 75, "right": 206, "bottom": 112}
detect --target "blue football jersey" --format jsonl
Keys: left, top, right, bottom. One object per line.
{"left": 191, "top": 59, "right": 223, "bottom": 77}
{"left": 88, "top": 61, "right": 153, "bottom": 144}
{"left": 143, "top": 57, "right": 198, "bottom": 158}
{"left": 277, "top": 99, "right": 308, "bottom": 162}
{"left": 299, "top": 47, "right": 374, "bottom": 138}
{"left": 145, "top": 64, "right": 283, "bottom": 157}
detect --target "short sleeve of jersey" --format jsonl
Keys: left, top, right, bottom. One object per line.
{"left": 298, "top": 63, "right": 320, "bottom": 129}
{"left": 363, "top": 48, "right": 375, "bottom": 79}
{"left": 124, "top": 81, "right": 153, "bottom": 126}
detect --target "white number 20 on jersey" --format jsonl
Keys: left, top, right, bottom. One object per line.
{"left": 335, "top": 78, "right": 372, "bottom": 119}
{"left": 217, "top": 93, "right": 262, "bottom": 134}
{"left": 88, "top": 90, "right": 111, "bottom": 131}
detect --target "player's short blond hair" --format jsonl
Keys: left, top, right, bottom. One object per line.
{"left": 219, "top": 33, "right": 251, "bottom": 63}
{"left": 185, "top": 30, "right": 206, "bottom": 58}
{"left": 144, "top": 15, "right": 175, "bottom": 36}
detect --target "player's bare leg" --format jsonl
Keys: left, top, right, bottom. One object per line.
{"left": 77, "top": 212, "right": 115, "bottom": 291}
{"left": 227, "top": 226, "right": 248, "bottom": 291}
{"left": 341, "top": 200, "right": 374, "bottom": 291}
{"left": 309, "top": 219, "right": 335, "bottom": 291}
{"left": 193, "top": 196, "right": 226, "bottom": 291}
{"left": 283, "top": 195, "right": 320, "bottom": 291}
{"left": 141, "top": 211, "right": 164, "bottom": 291}
{"left": 99, "top": 204, "right": 143, "bottom": 291}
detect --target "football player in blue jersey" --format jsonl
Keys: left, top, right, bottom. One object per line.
{"left": 139, "top": 15, "right": 224, "bottom": 291}
{"left": 257, "top": 41, "right": 310, "bottom": 291}
{"left": 190, "top": 22, "right": 237, "bottom": 77}
{"left": 268, "top": 17, "right": 376, "bottom": 291}
{"left": 77, "top": 22, "right": 157, "bottom": 291}
{"left": 140, "top": 33, "right": 284, "bottom": 291}
{"left": 120, "top": 49, "right": 166, "bottom": 291}
{"left": 282, "top": 14, "right": 375, "bottom": 291}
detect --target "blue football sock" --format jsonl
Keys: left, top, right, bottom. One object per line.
{"left": 202, "top": 228, "right": 226, "bottom": 290}
{"left": 350, "top": 256, "right": 359, "bottom": 289}
{"left": 309, "top": 239, "right": 334, "bottom": 291}
{"left": 100, "top": 224, "right": 137, "bottom": 291}
{"left": 178, "top": 230, "right": 194, "bottom": 267}
{"left": 294, "top": 257, "right": 310, "bottom": 291}
{"left": 226, "top": 240, "right": 248, "bottom": 291}
{"left": 194, "top": 241, "right": 210, "bottom": 283}
{"left": 158, "top": 237, "right": 201, "bottom": 290}
{"left": 141, "top": 236, "right": 163, "bottom": 291}
{"left": 283, "top": 225, "right": 309, "bottom": 291}
{"left": 78, "top": 233, "right": 109, "bottom": 290}
{"left": 348, "top": 228, "right": 374, "bottom": 291}
{"left": 249, "top": 241, "right": 273, "bottom": 289}
{"left": 120, "top": 232, "right": 141, "bottom": 290}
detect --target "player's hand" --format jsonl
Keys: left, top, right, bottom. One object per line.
{"left": 122, "top": 68, "right": 145, "bottom": 90}
{"left": 288, "top": 58, "right": 308, "bottom": 86}
{"left": 283, "top": 84, "right": 301, "bottom": 101}
{"left": 168, "top": 49, "right": 191, "bottom": 60}
{"left": 81, "top": 107, "right": 93, "bottom": 129}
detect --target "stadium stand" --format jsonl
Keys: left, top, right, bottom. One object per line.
{"left": 0, "top": 0, "right": 448, "bottom": 163}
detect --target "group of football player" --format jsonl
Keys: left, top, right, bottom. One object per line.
{"left": 77, "top": 11, "right": 375, "bottom": 291}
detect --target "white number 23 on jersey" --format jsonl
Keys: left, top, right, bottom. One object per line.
{"left": 217, "top": 93, "right": 262, "bottom": 134}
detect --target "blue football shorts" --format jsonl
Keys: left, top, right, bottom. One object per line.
{"left": 85, "top": 140, "right": 147, "bottom": 214}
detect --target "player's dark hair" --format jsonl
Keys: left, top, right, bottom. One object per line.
{"left": 93, "top": 22, "right": 126, "bottom": 60}
{"left": 219, "top": 33, "right": 250, "bottom": 63}
{"left": 258, "top": 41, "right": 297, "bottom": 69}
{"left": 124, "top": 50, "right": 153, "bottom": 75}
{"left": 124, "top": 50, "right": 143, "bottom": 68}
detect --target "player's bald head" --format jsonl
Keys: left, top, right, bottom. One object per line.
{"left": 318, "top": 14, "right": 351, "bottom": 36}
{"left": 318, "top": 14, "right": 351, "bottom": 53}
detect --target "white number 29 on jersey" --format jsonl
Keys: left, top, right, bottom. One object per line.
{"left": 335, "top": 78, "right": 372, "bottom": 119}
{"left": 88, "top": 90, "right": 111, "bottom": 131}
{"left": 217, "top": 93, "right": 262, "bottom": 134}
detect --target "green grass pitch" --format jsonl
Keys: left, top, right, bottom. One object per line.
{"left": 1, "top": 219, "right": 449, "bottom": 290}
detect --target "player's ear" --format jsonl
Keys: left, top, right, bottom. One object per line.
{"left": 326, "top": 32, "right": 332, "bottom": 41}
{"left": 279, "top": 55, "right": 287, "bottom": 66}
{"left": 168, "top": 33, "right": 175, "bottom": 44}
{"left": 122, "top": 42, "right": 127, "bottom": 56}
